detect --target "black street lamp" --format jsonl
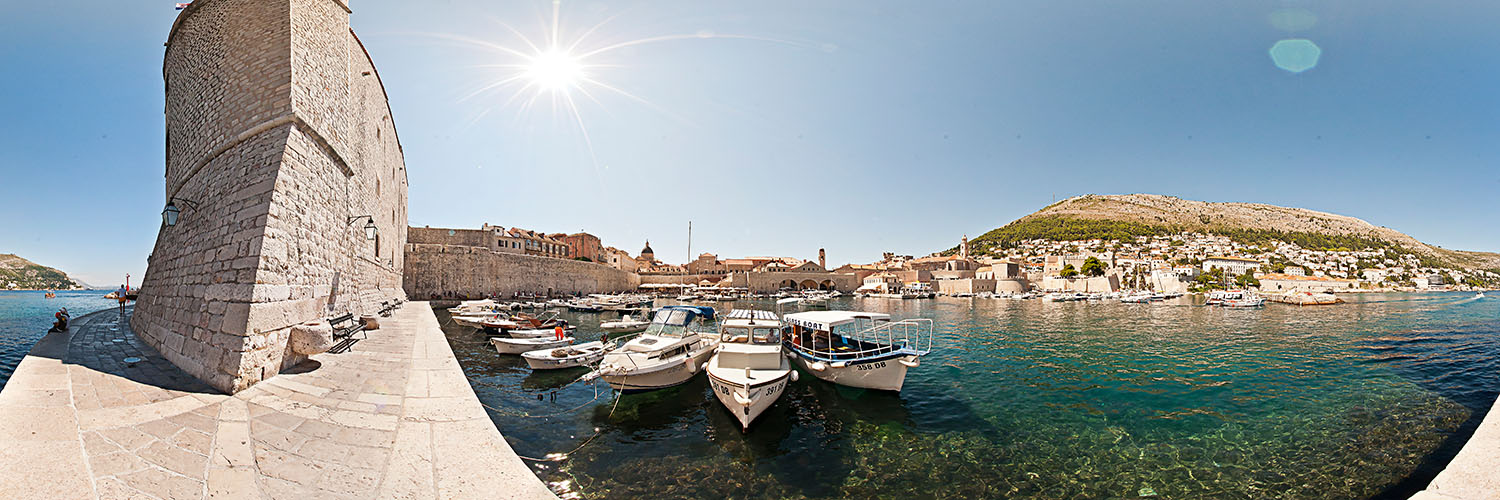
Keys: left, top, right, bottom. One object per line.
{"left": 348, "top": 215, "right": 378, "bottom": 240}
{"left": 162, "top": 198, "right": 199, "bottom": 227}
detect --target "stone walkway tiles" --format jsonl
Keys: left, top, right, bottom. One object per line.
{"left": 0, "top": 303, "right": 556, "bottom": 499}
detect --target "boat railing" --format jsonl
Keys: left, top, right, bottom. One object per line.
{"left": 796, "top": 318, "right": 934, "bottom": 361}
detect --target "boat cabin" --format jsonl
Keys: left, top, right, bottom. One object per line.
{"left": 783, "top": 311, "right": 902, "bottom": 360}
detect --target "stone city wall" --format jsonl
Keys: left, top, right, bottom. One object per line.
{"left": 935, "top": 279, "right": 996, "bottom": 295}
{"left": 134, "top": 0, "right": 407, "bottom": 394}
{"left": 404, "top": 243, "right": 639, "bottom": 299}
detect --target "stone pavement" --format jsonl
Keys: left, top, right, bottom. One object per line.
{"left": 0, "top": 303, "right": 557, "bottom": 499}
{"left": 1409, "top": 394, "right": 1500, "bottom": 500}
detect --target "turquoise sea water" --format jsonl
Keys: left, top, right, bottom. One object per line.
{"left": 0, "top": 290, "right": 116, "bottom": 390}
{"left": 442, "top": 293, "right": 1500, "bottom": 499}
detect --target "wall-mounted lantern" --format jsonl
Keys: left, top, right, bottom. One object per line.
{"left": 162, "top": 198, "right": 199, "bottom": 227}
{"left": 348, "top": 215, "right": 378, "bottom": 240}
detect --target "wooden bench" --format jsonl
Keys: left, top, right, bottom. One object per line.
{"left": 378, "top": 300, "right": 400, "bottom": 317}
{"left": 328, "top": 313, "right": 367, "bottom": 354}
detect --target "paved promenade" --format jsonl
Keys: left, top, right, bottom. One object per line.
{"left": 1410, "top": 394, "right": 1500, "bottom": 500}
{"left": 0, "top": 303, "right": 556, "bottom": 499}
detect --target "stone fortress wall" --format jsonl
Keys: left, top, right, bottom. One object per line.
{"left": 404, "top": 243, "right": 640, "bottom": 299}
{"left": 132, "top": 0, "right": 408, "bottom": 394}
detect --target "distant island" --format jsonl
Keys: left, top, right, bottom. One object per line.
{"left": 944, "top": 194, "right": 1500, "bottom": 289}
{"left": 0, "top": 254, "right": 85, "bottom": 290}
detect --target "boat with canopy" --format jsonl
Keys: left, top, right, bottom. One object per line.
{"left": 780, "top": 310, "right": 933, "bottom": 391}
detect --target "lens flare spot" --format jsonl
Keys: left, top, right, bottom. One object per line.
{"left": 1269, "top": 39, "right": 1321, "bottom": 73}
{"left": 1269, "top": 8, "right": 1318, "bottom": 32}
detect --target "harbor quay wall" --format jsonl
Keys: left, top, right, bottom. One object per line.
{"left": 133, "top": 0, "right": 408, "bottom": 394}
{"left": 403, "top": 243, "right": 639, "bottom": 299}
{"left": 936, "top": 279, "right": 996, "bottom": 295}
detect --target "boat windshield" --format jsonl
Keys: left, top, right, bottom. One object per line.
{"left": 646, "top": 309, "right": 694, "bottom": 337}
{"left": 720, "top": 326, "right": 780, "bottom": 344}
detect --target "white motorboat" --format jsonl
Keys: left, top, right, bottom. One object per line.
{"left": 1476, "top": 292, "right": 1486, "bottom": 299}
{"left": 453, "top": 312, "right": 510, "bottom": 328}
{"left": 491, "top": 336, "right": 574, "bottom": 355}
{"left": 500, "top": 326, "right": 575, "bottom": 339}
{"left": 448, "top": 299, "right": 500, "bottom": 315}
{"left": 782, "top": 310, "right": 933, "bottom": 392}
{"left": 589, "top": 306, "right": 720, "bottom": 393}
{"left": 1223, "top": 296, "right": 1266, "bottom": 308}
{"left": 600, "top": 315, "right": 649, "bottom": 334}
{"left": 706, "top": 309, "right": 794, "bottom": 430}
{"left": 522, "top": 341, "right": 609, "bottom": 370}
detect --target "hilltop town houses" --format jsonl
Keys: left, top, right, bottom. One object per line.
{"left": 407, "top": 223, "right": 1492, "bottom": 296}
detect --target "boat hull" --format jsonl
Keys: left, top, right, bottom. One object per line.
{"left": 491, "top": 337, "right": 573, "bottom": 355}
{"left": 791, "top": 353, "right": 911, "bottom": 392}
{"left": 707, "top": 368, "right": 790, "bottom": 430}
{"left": 600, "top": 348, "right": 715, "bottom": 393}
{"left": 522, "top": 342, "right": 607, "bottom": 370}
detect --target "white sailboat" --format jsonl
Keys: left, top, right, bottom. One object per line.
{"left": 706, "top": 309, "right": 795, "bottom": 430}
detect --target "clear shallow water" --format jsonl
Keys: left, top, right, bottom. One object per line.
{"left": 0, "top": 290, "right": 116, "bottom": 390}
{"left": 431, "top": 294, "right": 1484, "bottom": 498}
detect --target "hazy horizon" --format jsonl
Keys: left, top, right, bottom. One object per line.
{"left": 3, "top": 0, "right": 1498, "bottom": 285}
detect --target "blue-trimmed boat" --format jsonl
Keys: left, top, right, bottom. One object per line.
{"left": 781, "top": 310, "right": 932, "bottom": 391}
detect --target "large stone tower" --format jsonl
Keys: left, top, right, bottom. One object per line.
{"left": 132, "top": 0, "right": 408, "bottom": 393}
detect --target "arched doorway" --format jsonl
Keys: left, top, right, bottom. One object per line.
{"left": 820, "top": 280, "right": 836, "bottom": 291}
{"left": 799, "top": 280, "right": 818, "bottom": 290}
{"left": 779, "top": 279, "right": 797, "bottom": 290}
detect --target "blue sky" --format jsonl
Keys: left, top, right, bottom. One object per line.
{"left": 2, "top": 1, "right": 1498, "bottom": 286}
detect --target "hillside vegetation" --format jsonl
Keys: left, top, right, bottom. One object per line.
{"left": 958, "top": 194, "right": 1500, "bottom": 269}
{"left": 0, "top": 254, "right": 82, "bottom": 290}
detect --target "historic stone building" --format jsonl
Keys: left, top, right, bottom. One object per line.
{"left": 132, "top": 0, "right": 408, "bottom": 394}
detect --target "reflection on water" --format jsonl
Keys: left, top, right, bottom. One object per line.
{"left": 440, "top": 293, "right": 1498, "bottom": 499}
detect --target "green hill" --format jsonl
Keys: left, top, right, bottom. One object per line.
{"left": 954, "top": 194, "right": 1500, "bottom": 271}
{"left": 0, "top": 254, "right": 83, "bottom": 290}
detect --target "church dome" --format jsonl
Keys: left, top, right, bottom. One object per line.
{"left": 641, "top": 240, "right": 654, "bottom": 256}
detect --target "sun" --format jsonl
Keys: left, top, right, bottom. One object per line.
{"left": 524, "top": 49, "right": 584, "bottom": 92}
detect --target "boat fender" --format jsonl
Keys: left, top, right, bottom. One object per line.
{"left": 734, "top": 393, "right": 754, "bottom": 407}
{"left": 790, "top": 371, "right": 799, "bottom": 382}
{"left": 688, "top": 362, "right": 698, "bottom": 373}
{"left": 830, "top": 361, "right": 848, "bottom": 369}
{"left": 784, "top": 351, "right": 794, "bottom": 359}
{"left": 899, "top": 357, "right": 920, "bottom": 368}
{"left": 808, "top": 361, "right": 826, "bottom": 372}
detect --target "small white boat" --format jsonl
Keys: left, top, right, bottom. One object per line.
{"left": 707, "top": 309, "right": 794, "bottom": 430}
{"left": 600, "top": 315, "right": 649, "bottom": 334}
{"left": 589, "top": 306, "right": 720, "bottom": 393}
{"left": 491, "top": 336, "right": 574, "bottom": 355}
{"left": 1223, "top": 296, "right": 1265, "bottom": 308}
{"left": 501, "top": 326, "right": 576, "bottom": 339}
{"left": 522, "top": 341, "right": 609, "bottom": 370}
{"left": 448, "top": 299, "right": 499, "bottom": 315}
{"left": 453, "top": 312, "right": 509, "bottom": 328}
{"left": 1477, "top": 292, "right": 1486, "bottom": 299}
